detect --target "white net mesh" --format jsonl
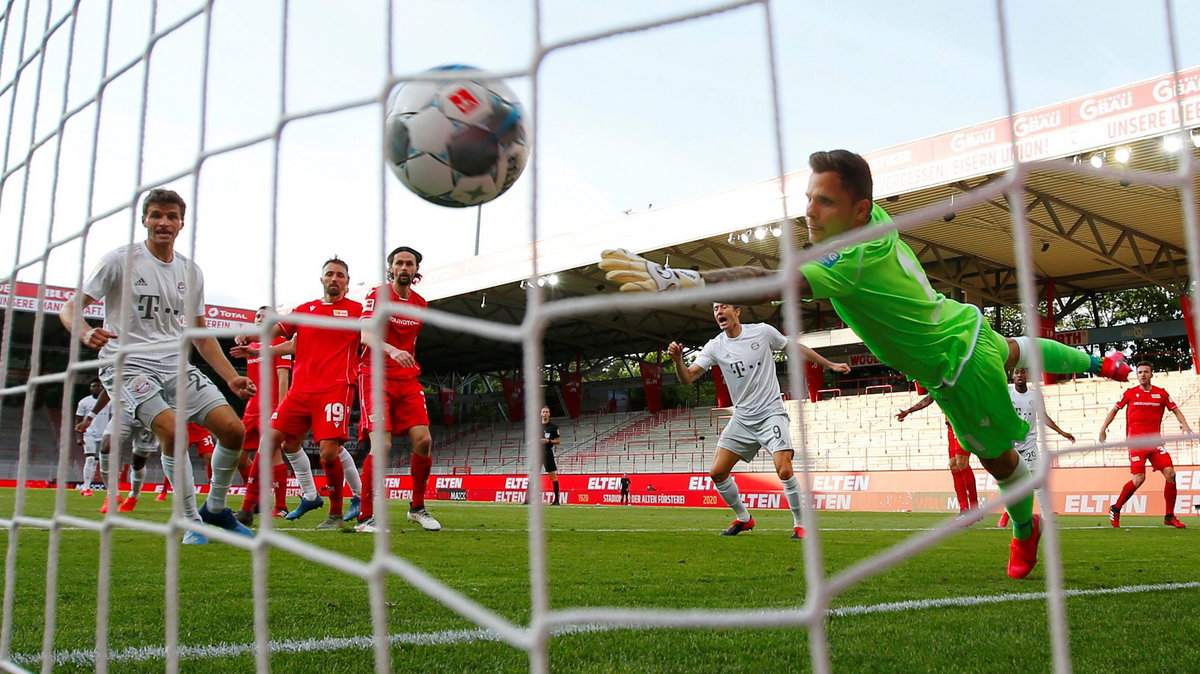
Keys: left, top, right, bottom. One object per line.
{"left": 1, "top": 0, "right": 1198, "bottom": 672}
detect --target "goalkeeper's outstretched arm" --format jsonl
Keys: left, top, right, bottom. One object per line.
{"left": 599, "top": 248, "right": 812, "bottom": 299}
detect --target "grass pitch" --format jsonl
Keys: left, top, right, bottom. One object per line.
{"left": 1, "top": 489, "right": 1199, "bottom": 672}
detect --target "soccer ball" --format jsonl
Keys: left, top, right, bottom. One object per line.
{"left": 385, "top": 65, "right": 529, "bottom": 208}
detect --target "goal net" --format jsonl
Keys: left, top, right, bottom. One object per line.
{"left": 1, "top": 0, "right": 1197, "bottom": 672}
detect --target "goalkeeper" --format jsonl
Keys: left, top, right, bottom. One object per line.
{"left": 600, "top": 149, "right": 1131, "bottom": 580}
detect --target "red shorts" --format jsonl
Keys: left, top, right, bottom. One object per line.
{"left": 241, "top": 412, "right": 269, "bottom": 451}
{"left": 946, "top": 424, "right": 968, "bottom": 458}
{"left": 358, "top": 374, "right": 428, "bottom": 434}
{"left": 1129, "top": 447, "right": 1172, "bottom": 474}
{"left": 187, "top": 424, "right": 215, "bottom": 455}
{"left": 272, "top": 385, "right": 354, "bottom": 443}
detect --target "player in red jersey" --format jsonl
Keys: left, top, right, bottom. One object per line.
{"left": 353, "top": 246, "right": 439, "bottom": 533}
{"left": 233, "top": 306, "right": 294, "bottom": 522}
{"left": 232, "top": 258, "right": 362, "bottom": 530}
{"left": 897, "top": 394, "right": 978, "bottom": 518}
{"left": 1099, "top": 361, "right": 1193, "bottom": 528}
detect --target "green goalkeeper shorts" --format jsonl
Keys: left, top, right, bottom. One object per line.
{"left": 928, "top": 326, "right": 1030, "bottom": 460}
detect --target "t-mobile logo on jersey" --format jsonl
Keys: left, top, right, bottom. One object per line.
{"left": 137, "top": 294, "right": 181, "bottom": 321}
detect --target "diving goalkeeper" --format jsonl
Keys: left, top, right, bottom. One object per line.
{"left": 599, "top": 149, "right": 1131, "bottom": 580}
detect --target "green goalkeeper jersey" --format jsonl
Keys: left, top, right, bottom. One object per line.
{"left": 801, "top": 203, "right": 984, "bottom": 389}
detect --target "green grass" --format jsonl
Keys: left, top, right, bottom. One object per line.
{"left": 1, "top": 489, "right": 1200, "bottom": 672}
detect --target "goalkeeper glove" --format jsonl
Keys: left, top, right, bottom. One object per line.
{"left": 598, "top": 248, "right": 705, "bottom": 292}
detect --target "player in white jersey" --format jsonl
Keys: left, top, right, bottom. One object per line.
{"left": 997, "top": 368, "right": 1075, "bottom": 527}
{"left": 669, "top": 302, "right": 849, "bottom": 538}
{"left": 74, "top": 378, "right": 108, "bottom": 495}
{"left": 59, "top": 188, "right": 255, "bottom": 542}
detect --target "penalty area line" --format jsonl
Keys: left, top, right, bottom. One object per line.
{"left": 10, "top": 581, "right": 1199, "bottom": 667}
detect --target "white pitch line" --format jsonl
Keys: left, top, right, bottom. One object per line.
{"left": 9, "top": 581, "right": 1199, "bottom": 668}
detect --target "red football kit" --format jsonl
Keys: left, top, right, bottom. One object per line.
{"left": 1115, "top": 384, "right": 1178, "bottom": 474}
{"left": 187, "top": 423, "right": 215, "bottom": 455}
{"left": 358, "top": 284, "right": 429, "bottom": 434}
{"left": 271, "top": 296, "right": 363, "bottom": 443}
{"left": 946, "top": 422, "right": 968, "bottom": 458}
{"left": 241, "top": 336, "right": 293, "bottom": 450}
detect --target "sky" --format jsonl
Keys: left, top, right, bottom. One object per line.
{"left": 1, "top": 0, "right": 1198, "bottom": 310}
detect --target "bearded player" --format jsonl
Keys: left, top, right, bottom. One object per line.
{"left": 1099, "top": 361, "right": 1192, "bottom": 529}
{"left": 354, "top": 246, "right": 440, "bottom": 533}
{"left": 232, "top": 258, "right": 362, "bottom": 530}
{"left": 600, "top": 150, "right": 1132, "bottom": 579}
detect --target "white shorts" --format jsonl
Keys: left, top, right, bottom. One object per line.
{"left": 82, "top": 438, "right": 101, "bottom": 457}
{"left": 100, "top": 363, "right": 228, "bottom": 429}
{"left": 1014, "top": 439, "right": 1039, "bottom": 471}
{"left": 104, "top": 411, "right": 160, "bottom": 457}
{"left": 718, "top": 412, "right": 793, "bottom": 462}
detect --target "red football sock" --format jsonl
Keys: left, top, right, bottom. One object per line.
{"left": 272, "top": 462, "right": 289, "bottom": 511}
{"left": 240, "top": 453, "right": 261, "bottom": 513}
{"left": 1164, "top": 480, "right": 1178, "bottom": 518}
{"left": 1116, "top": 479, "right": 1139, "bottom": 509}
{"left": 961, "top": 468, "right": 979, "bottom": 508}
{"left": 951, "top": 468, "right": 970, "bottom": 512}
{"left": 321, "top": 457, "right": 344, "bottom": 516}
{"left": 360, "top": 454, "right": 374, "bottom": 518}
{"left": 411, "top": 452, "right": 432, "bottom": 509}
{"left": 238, "top": 459, "right": 251, "bottom": 485}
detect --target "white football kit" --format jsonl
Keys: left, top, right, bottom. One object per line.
{"left": 1009, "top": 385, "right": 1040, "bottom": 467}
{"left": 75, "top": 395, "right": 110, "bottom": 455}
{"left": 83, "top": 242, "right": 227, "bottom": 426}
{"left": 692, "top": 323, "right": 792, "bottom": 461}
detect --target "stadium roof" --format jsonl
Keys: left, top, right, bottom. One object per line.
{"left": 412, "top": 66, "right": 1200, "bottom": 379}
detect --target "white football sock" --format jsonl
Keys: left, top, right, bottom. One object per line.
{"left": 129, "top": 466, "right": 146, "bottom": 499}
{"left": 82, "top": 455, "right": 96, "bottom": 489}
{"left": 713, "top": 476, "right": 750, "bottom": 522}
{"left": 781, "top": 475, "right": 806, "bottom": 526}
{"left": 339, "top": 446, "right": 361, "bottom": 497}
{"left": 98, "top": 452, "right": 114, "bottom": 491}
{"left": 204, "top": 444, "right": 240, "bottom": 512}
{"left": 285, "top": 449, "right": 318, "bottom": 500}
{"left": 160, "top": 453, "right": 200, "bottom": 521}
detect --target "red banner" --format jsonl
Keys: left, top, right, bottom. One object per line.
{"left": 14, "top": 465, "right": 1200, "bottom": 515}
{"left": 804, "top": 360, "right": 824, "bottom": 403}
{"left": 711, "top": 365, "right": 732, "bottom": 408}
{"left": 1182, "top": 295, "right": 1200, "bottom": 374}
{"left": 439, "top": 389, "right": 455, "bottom": 426}
{"left": 561, "top": 373, "right": 582, "bottom": 419}
{"left": 641, "top": 361, "right": 663, "bottom": 413}
{"left": 0, "top": 281, "right": 256, "bottom": 327}
{"left": 501, "top": 378, "right": 524, "bottom": 423}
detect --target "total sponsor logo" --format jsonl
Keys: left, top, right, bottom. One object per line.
{"left": 949, "top": 127, "right": 996, "bottom": 153}
{"left": 435, "top": 477, "right": 463, "bottom": 489}
{"left": 1078, "top": 91, "right": 1133, "bottom": 121}
{"left": 206, "top": 305, "right": 253, "bottom": 322}
{"left": 1013, "top": 109, "right": 1062, "bottom": 137}
{"left": 1152, "top": 72, "right": 1200, "bottom": 103}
